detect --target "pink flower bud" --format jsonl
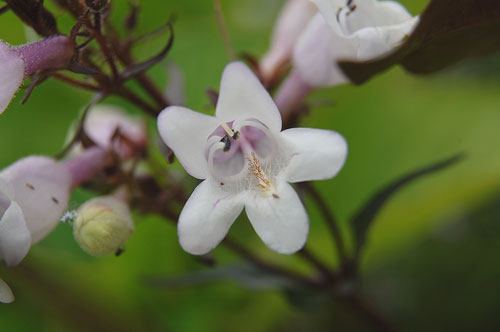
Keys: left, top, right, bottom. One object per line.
{"left": 83, "top": 105, "right": 147, "bottom": 160}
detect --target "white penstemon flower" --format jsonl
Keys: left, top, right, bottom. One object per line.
{"left": 293, "top": 0, "right": 419, "bottom": 87}
{"left": 0, "top": 156, "right": 72, "bottom": 266}
{"left": 158, "top": 62, "right": 347, "bottom": 255}
{"left": 0, "top": 156, "right": 72, "bottom": 303}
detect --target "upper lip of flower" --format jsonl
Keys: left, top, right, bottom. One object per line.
{"left": 312, "top": 0, "right": 418, "bottom": 37}
{"left": 157, "top": 61, "right": 347, "bottom": 255}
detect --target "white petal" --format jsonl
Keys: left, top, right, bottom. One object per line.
{"left": 281, "top": 127, "right": 347, "bottom": 183}
{"left": 260, "top": 0, "right": 317, "bottom": 79}
{"left": 0, "top": 201, "right": 31, "bottom": 266}
{"left": 0, "top": 278, "right": 14, "bottom": 303}
{"left": 310, "top": 0, "right": 346, "bottom": 35}
{"left": 355, "top": 17, "right": 419, "bottom": 60}
{"left": 312, "top": 0, "right": 412, "bottom": 33}
{"left": 0, "top": 156, "right": 72, "bottom": 243}
{"left": 343, "top": 0, "right": 413, "bottom": 32}
{"left": 0, "top": 42, "right": 24, "bottom": 114}
{"left": 245, "top": 182, "right": 308, "bottom": 254}
{"left": 178, "top": 179, "right": 244, "bottom": 255}
{"left": 216, "top": 62, "right": 282, "bottom": 133}
{"left": 293, "top": 14, "right": 353, "bottom": 87}
{"left": 158, "top": 106, "right": 219, "bottom": 179}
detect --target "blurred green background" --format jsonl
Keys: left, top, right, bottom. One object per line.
{"left": 1, "top": 0, "right": 500, "bottom": 331}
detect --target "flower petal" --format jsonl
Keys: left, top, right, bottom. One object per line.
{"left": 158, "top": 106, "right": 219, "bottom": 179}
{"left": 281, "top": 127, "right": 347, "bottom": 183}
{"left": 343, "top": 0, "right": 414, "bottom": 32}
{"left": 0, "top": 278, "right": 14, "bottom": 303}
{"left": 178, "top": 179, "right": 244, "bottom": 255}
{"left": 260, "top": 0, "right": 317, "bottom": 80}
{"left": 355, "top": 17, "right": 419, "bottom": 60}
{"left": 0, "top": 200, "right": 31, "bottom": 266}
{"left": 293, "top": 14, "right": 353, "bottom": 87}
{"left": 0, "top": 42, "right": 25, "bottom": 114}
{"left": 312, "top": 0, "right": 412, "bottom": 33}
{"left": 1, "top": 156, "right": 72, "bottom": 243}
{"left": 216, "top": 62, "right": 282, "bottom": 133}
{"left": 245, "top": 182, "right": 308, "bottom": 254}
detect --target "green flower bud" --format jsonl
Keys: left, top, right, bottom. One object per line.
{"left": 74, "top": 196, "right": 134, "bottom": 256}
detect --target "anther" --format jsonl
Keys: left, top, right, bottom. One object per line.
{"left": 220, "top": 135, "right": 231, "bottom": 152}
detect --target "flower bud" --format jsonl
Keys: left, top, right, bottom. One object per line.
{"left": 73, "top": 196, "right": 134, "bottom": 256}
{"left": 82, "top": 105, "right": 147, "bottom": 160}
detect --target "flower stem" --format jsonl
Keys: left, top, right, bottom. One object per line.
{"left": 346, "top": 294, "right": 398, "bottom": 332}
{"left": 62, "top": 146, "right": 112, "bottom": 188}
{"left": 274, "top": 70, "right": 313, "bottom": 124}
{"left": 298, "top": 247, "right": 338, "bottom": 282}
{"left": 52, "top": 73, "right": 100, "bottom": 91}
{"left": 223, "top": 238, "right": 321, "bottom": 288}
{"left": 301, "top": 182, "right": 349, "bottom": 269}
{"left": 115, "top": 86, "right": 160, "bottom": 117}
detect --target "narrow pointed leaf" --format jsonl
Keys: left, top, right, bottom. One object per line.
{"left": 339, "top": 0, "right": 500, "bottom": 84}
{"left": 120, "top": 24, "right": 174, "bottom": 81}
{"left": 351, "top": 154, "right": 464, "bottom": 260}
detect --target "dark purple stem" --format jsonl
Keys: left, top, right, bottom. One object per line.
{"left": 13, "top": 36, "right": 75, "bottom": 77}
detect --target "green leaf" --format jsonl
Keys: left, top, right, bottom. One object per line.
{"left": 351, "top": 154, "right": 464, "bottom": 261}
{"left": 338, "top": 0, "right": 500, "bottom": 84}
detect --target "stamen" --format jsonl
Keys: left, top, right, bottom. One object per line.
{"left": 220, "top": 122, "right": 235, "bottom": 137}
{"left": 247, "top": 152, "right": 279, "bottom": 198}
{"left": 220, "top": 135, "right": 231, "bottom": 152}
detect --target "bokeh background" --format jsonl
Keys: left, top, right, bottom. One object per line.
{"left": 1, "top": 0, "right": 500, "bottom": 331}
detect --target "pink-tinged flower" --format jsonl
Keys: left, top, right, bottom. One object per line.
{"left": 82, "top": 105, "right": 147, "bottom": 160}
{"left": 293, "top": 0, "right": 419, "bottom": 87}
{"left": 0, "top": 42, "right": 24, "bottom": 113}
{"left": 0, "top": 156, "right": 72, "bottom": 266}
{"left": 0, "top": 36, "right": 74, "bottom": 114}
{"left": 158, "top": 62, "right": 347, "bottom": 255}
{"left": 260, "top": 0, "right": 317, "bottom": 82}
{"left": 0, "top": 277, "right": 14, "bottom": 303}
